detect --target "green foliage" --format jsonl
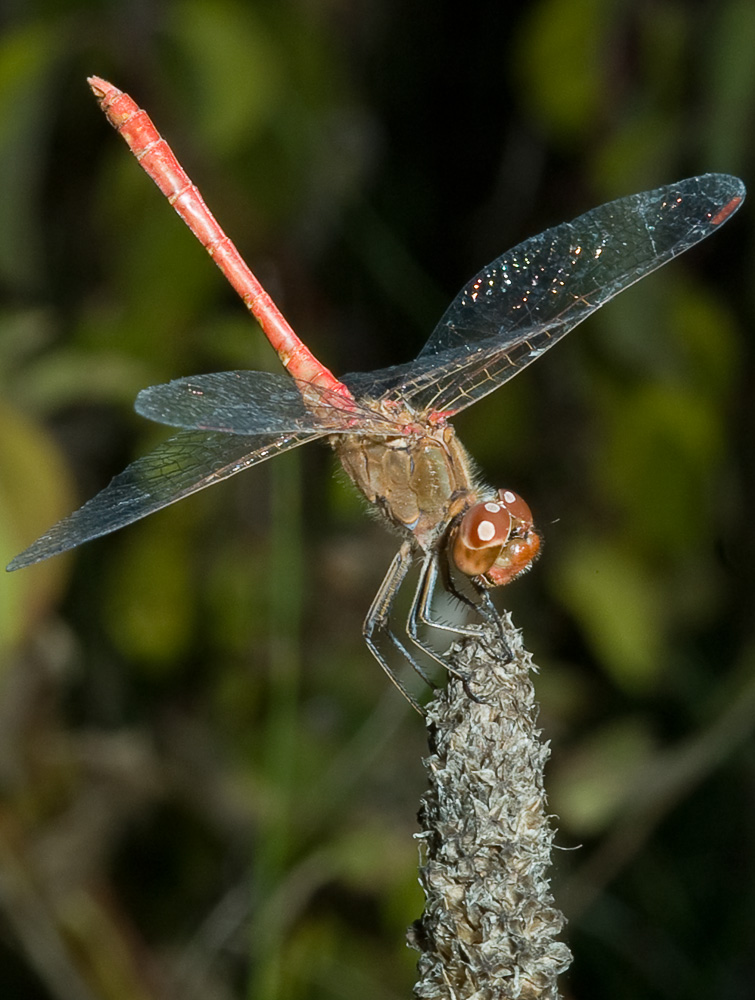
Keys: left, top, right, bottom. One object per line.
{"left": 550, "top": 716, "right": 658, "bottom": 834}
{"left": 167, "top": 0, "right": 285, "bottom": 155}
{"left": 103, "top": 503, "right": 199, "bottom": 668}
{"left": 0, "top": 19, "right": 62, "bottom": 291}
{"left": 551, "top": 534, "right": 666, "bottom": 691}
{"left": 0, "top": 400, "right": 75, "bottom": 650}
{"left": 515, "top": 0, "right": 610, "bottom": 141}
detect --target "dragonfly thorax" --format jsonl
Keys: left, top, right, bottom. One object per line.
{"left": 332, "top": 423, "right": 478, "bottom": 552}
{"left": 333, "top": 427, "right": 541, "bottom": 587}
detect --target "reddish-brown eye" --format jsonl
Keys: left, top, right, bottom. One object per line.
{"left": 497, "top": 488, "right": 534, "bottom": 529}
{"left": 452, "top": 501, "right": 512, "bottom": 577}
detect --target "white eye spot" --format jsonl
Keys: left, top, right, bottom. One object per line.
{"left": 484, "top": 502, "right": 501, "bottom": 513}
{"left": 501, "top": 490, "right": 516, "bottom": 504}
{"left": 477, "top": 519, "right": 496, "bottom": 543}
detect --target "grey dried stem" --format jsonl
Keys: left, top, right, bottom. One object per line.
{"left": 410, "top": 615, "right": 572, "bottom": 999}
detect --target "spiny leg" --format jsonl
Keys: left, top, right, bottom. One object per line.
{"left": 438, "top": 552, "right": 511, "bottom": 655}
{"left": 404, "top": 553, "right": 473, "bottom": 678}
{"left": 404, "top": 553, "right": 487, "bottom": 704}
{"left": 363, "top": 541, "right": 435, "bottom": 712}
{"left": 436, "top": 555, "right": 486, "bottom": 627}
{"left": 467, "top": 575, "right": 512, "bottom": 660}
{"left": 408, "top": 553, "right": 511, "bottom": 662}
{"left": 416, "top": 551, "right": 507, "bottom": 639}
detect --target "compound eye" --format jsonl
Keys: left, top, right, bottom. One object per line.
{"left": 497, "top": 489, "right": 534, "bottom": 529}
{"left": 452, "top": 501, "right": 512, "bottom": 577}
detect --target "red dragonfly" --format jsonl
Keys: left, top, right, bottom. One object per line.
{"left": 8, "top": 78, "right": 745, "bottom": 706}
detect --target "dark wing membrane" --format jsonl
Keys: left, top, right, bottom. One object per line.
{"left": 384, "top": 173, "right": 744, "bottom": 417}
{"left": 7, "top": 428, "right": 324, "bottom": 570}
{"left": 135, "top": 370, "right": 388, "bottom": 434}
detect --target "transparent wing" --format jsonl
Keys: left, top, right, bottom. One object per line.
{"left": 7, "top": 428, "right": 324, "bottom": 570}
{"left": 135, "top": 369, "right": 393, "bottom": 434}
{"left": 350, "top": 174, "right": 744, "bottom": 417}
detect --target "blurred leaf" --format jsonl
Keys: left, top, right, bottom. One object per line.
{"left": 0, "top": 20, "right": 61, "bottom": 290}
{"left": 191, "top": 313, "right": 282, "bottom": 372}
{"left": 0, "top": 308, "right": 56, "bottom": 373}
{"left": 514, "top": 0, "right": 610, "bottom": 140}
{"left": 551, "top": 717, "right": 657, "bottom": 835}
{"left": 13, "top": 349, "right": 156, "bottom": 412}
{"left": 598, "top": 273, "right": 740, "bottom": 400}
{"left": 702, "top": 0, "right": 755, "bottom": 173}
{"left": 206, "top": 536, "right": 270, "bottom": 655}
{"left": 589, "top": 4, "right": 688, "bottom": 193}
{"left": 285, "top": 915, "right": 408, "bottom": 1000}
{"left": 595, "top": 381, "right": 724, "bottom": 556}
{"left": 550, "top": 534, "right": 665, "bottom": 691}
{"left": 103, "top": 502, "right": 199, "bottom": 670}
{"left": 591, "top": 111, "right": 680, "bottom": 196}
{"left": 668, "top": 279, "right": 740, "bottom": 401}
{"left": 0, "top": 401, "right": 75, "bottom": 649}
{"left": 330, "top": 822, "right": 417, "bottom": 892}
{"left": 168, "top": 0, "right": 284, "bottom": 155}
{"left": 90, "top": 175, "right": 221, "bottom": 367}
{"left": 634, "top": 2, "right": 688, "bottom": 102}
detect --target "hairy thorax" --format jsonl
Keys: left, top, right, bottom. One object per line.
{"left": 332, "top": 422, "right": 478, "bottom": 552}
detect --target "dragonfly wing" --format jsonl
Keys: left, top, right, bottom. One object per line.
{"left": 397, "top": 174, "right": 744, "bottom": 416}
{"left": 135, "top": 371, "right": 372, "bottom": 435}
{"left": 135, "top": 370, "right": 370, "bottom": 434}
{"left": 7, "top": 428, "right": 325, "bottom": 570}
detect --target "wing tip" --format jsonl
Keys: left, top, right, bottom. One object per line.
{"left": 694, "top": 173, "right": 746, "bottom": 217}
{"left": 6, "top": 543, "right": 62, "bottom": 572}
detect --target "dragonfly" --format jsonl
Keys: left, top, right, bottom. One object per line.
{"left": 8, "top": 77, "right": 745, "bottom": 708}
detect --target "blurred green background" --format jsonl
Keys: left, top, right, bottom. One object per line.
{"left": 0, "top": 1, "right": 754, "bottom": 998}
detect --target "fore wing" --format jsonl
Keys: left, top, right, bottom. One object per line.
{"left": 7, "top": 428, "right": 324, "bottom": 570}
{"left": 134, "top": 369, "right": 391, "bottom": 434}
{"left": 355, "top": 174, "right": 744, "bottom": 417}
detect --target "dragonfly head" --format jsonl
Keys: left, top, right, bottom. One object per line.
{"left": 451, "top": 489, "right": 541, "bottom": 587}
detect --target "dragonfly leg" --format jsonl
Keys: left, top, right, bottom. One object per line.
{"left": 438, "top": 557, "right": 486, "bottom": 623}
{"left": 404, "top": 554, "right": 486, "bottom": 703}
{"left": 437, "top": 555, "right": 512, "bottom": 657}
{"left": 415, "top": 553, "right": 502, "bottom": 639}
{"left": 406, "top": 555, "right": 472, "bottom": 673}
{"left": 408, "top": 554, "right": 512, "bottom": 666}
{"left": 363, "top": 541, "right": 436, "bottom": 712}
{"left": 468, "top": 577, "right": 512, "bottom": 661}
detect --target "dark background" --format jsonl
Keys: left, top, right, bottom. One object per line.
{"left": 1, "top": 2, "right": 754, "bottom": 998}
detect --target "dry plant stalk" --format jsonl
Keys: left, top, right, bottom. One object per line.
{"left": 410, "top": 615, "right": 571, "bottom": 999}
